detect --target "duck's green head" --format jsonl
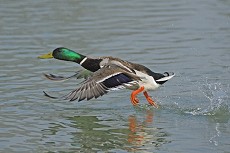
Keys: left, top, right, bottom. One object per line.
{"left": 38, "top": 47, "right": 85, "bottom": 62}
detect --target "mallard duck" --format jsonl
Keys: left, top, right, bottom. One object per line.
{"left": 38, "top": 47, "right": 175, "bottom": 108}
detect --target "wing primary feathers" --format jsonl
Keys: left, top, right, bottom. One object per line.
{"left": 91, "top": 82, "right": 101, "bottom": 99}
{"left": 61, "top": 80, "right": 109, "bottom": 102}
{"left": 85, "top": 82, "right": 95, "bottom": 100}
{"left": 78, "top": 86, "right": 87, "bottom": 102}
{"left": 64, "top": 89, "right": 78, "bottom": 101}
{"left": 70, "top": 88, "right": 82, "bottom": 101}
{"left": 42, "top": 79, "right": 109, "bottom": 102}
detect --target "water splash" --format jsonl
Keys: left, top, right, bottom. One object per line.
{"left": 178, "top": 80, "right": 230, "bottom": 146}
{"left": 209, "top": 123, "right": 220, "bottom": 146}
{"left": 184, "top": 80, "right": 230, "bottom": 118}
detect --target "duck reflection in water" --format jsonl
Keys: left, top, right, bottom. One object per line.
{"left": 41, "top": 110, "right": 169, "bottom": 152}
{"left": 128, "top": 110, "right": 154, "bottom": 146}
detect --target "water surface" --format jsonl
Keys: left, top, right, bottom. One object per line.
{"left": 0, "top": 0, "right": 230, "bottom": 152}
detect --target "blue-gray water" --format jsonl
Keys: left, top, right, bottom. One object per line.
{"left": 0, "top": 0, "right": 230, "bottom": 152}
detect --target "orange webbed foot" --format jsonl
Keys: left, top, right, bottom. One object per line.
{"left": 130, "top": 96, "right": 139, "bottom": 106}
{"left": 130, "top": 86, "right": 144, "bottom": 106}
{"left": 143, "top": 91, "right": 158, "bottom": 108}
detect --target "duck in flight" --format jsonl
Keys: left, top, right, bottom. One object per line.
{"left": 38, "top": 47, "right": 175, "bottom": 108}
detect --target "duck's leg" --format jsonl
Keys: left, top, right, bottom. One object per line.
{"left": 130, "top": 86, "right": 144, "bottom": 106}
{"left": 143, "top": 91, "right": 158, "bottom": 108}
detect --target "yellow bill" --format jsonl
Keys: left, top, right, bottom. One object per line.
{"left": 38, "top": 52, "right": 53, "bottom": 59}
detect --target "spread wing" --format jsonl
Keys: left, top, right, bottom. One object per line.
{"left": 44, "top": 65, "right": 141, "bottom": 101}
